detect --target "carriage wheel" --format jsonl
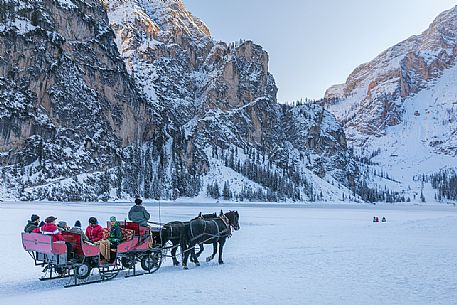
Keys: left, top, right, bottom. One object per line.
{"left": 140, "top": 251, "right": 162, "bottom": 273}
{"left": 75, "top": 263, "right": 91, "bottom": 279}
{"left": 121, "top": 255, "right": 136, "bottom": 269}
{"left": 100, "top": 267, "right": 120, "bottom": 281}
{"left": 101, "top": 269, "right": 120, "bottom": 281}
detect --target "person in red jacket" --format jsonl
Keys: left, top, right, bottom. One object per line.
{"left": 32, "top": 216, "right": 65, "bottom": 242}
{"left": 85, "top": 217, "right": 103, "bottom": 243}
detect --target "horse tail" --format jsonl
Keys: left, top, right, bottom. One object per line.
{"left": 161, "top": 224, "right": 170, "bottom": 246}
{"left": 179, "top": 222, "right": 190, "bottom": 256}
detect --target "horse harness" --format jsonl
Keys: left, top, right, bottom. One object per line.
{"left": 189, "top": 216, "right": 232, "bottom": 243}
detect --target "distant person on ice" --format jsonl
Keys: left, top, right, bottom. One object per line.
{"left": 128, "top": 196, "right": 150, "bottom": 227}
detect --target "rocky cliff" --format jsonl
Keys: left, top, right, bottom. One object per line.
{"left": 325, "top": 6, "right": 457, "bottom": 145}
{"left": 0, "top": 0, "right": 359, "bottom": 202}
{"left": 102, "top": 0, "right": 358, "bottom": 201}
{"left": 324, "top": 6, "right": 457, "bottom": 200}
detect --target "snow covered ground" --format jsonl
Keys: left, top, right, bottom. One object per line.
{"left": 1, "top": 201, "right": 457, "bottom": 305}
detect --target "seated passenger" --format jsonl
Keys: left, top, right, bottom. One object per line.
{"left": 86, "top": 217, "right": 110, "bottom": 262}
{"left": 128, "top": 196, "right": 150, "bottom": 227}
{"left": 32, "top": 216, "right": 65, "bottom": 242}
{"left": 85, "top": 217, "right": 103, "bottom": 243}
{"left": 24, "top": 214, "right": 42, "bottom": 233}
{"left": 69, "top": 220, "right": 90, "bottom": 243}
{"left": 57, "top": 221, "right": 69, "bottom": 232}
{"left": 108, "top": 216, "right": 122, "bottom": 247}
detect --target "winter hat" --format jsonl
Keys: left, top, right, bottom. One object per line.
{"left": 135, "top": 197, "right": 143, "bottom": 205}
{"left": 31, "top": 214, "right": 40, "bottom": 222}
{"left": 74, "top": 220, "right": 82, "bottom": 228}
{"left": 45, "top": 216, "right": 57, "bottom": 223}
{"left": 57, "top": 221, "right": 67, "bottom": 228}
{"left": 89, "top": 217, "right": 97, "bottom": 225}
{"left": 110, "top": 216, "right": 117, "bottom": 222}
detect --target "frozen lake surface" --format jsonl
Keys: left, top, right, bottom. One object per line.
{"left": 1, "top": 201, "right": 456, "bottom": 305}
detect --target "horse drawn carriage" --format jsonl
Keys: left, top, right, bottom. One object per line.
{"left": 21, "top": 221, "right": 164, "bottom": 287}
{"left": 21, "top": 210, "right": 240, "bottom": 287}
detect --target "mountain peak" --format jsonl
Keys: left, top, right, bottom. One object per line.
{"left": 103, "top": 0, "right": 210, "bottom": 42}
{"left": 323, "top": 5, "right": 457, "bottom": 193}
{"left": 429, "top": 5, "right": 457, "bottom": 28}
{"left": 420, "top": 5, "right": 457, "bottom": 50}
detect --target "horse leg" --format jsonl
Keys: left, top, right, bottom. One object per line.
{"left": 190, "top": 244, "right": 200, "bottom": 266}
{"left": 182, "top": 238, "right": 190, "bottom": 270}
{"left": 171, "top": 241, "right": 180, "bottom": 266}
{"left": 190, "top": 246, "right": 195, "bottom": 263}
{"left": 206, "top": 242, "right": 217, "bottom": 262}
{"left": 218, "top": 239, "right": 226, "bottom": 264}
{"left": 195, "top": 243, "right": 204, "bottom": 258}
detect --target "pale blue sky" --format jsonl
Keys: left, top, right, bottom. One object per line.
{"left": 183, "top": 0, "right": 456, "bottom": 102}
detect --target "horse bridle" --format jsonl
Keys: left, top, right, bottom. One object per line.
{"left": 220, "top": 214, "right": 234, "bottom": 237}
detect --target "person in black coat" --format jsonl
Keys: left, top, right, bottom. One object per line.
{"left": 24, "top": 214, "right": 44, "bottom": 233}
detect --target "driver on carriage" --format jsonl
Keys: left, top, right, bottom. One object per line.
{"left": 128, "top": 196, "right": 150, "bottom": 227}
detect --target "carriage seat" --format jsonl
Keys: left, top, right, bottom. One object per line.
{"left": 62, "top": 232, "right": 99, "bottom": 257}
{"left": 122, "top": 222, "right": 148, "bottom": 236}
{"left": 22, "top": 232, "right": 66, "bottom": 255}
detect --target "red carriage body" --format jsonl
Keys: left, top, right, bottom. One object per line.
{"left": 22, "top": 233, "right": 67, "bottom": 255}
{"left": 21, "top": 222, "right": 164, "bottom": 287}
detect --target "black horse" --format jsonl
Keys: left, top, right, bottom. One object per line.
{"left": 160, "top": 221, "right": 188, "bottom": 266}
{"left": 160, "top": 212, "right": 218, "bottom": 266}
{"left": 191, "top": 212, "right": 218, "bottom": 259}
{"left": 181, "top": 210, "right": 240, "bottom": 269}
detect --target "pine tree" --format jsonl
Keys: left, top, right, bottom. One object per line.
{"left": 213, "top": 181, "right": 220, "bottom": 199}
{"left": 223, "top": 181, "right": 231, "bottom": 200}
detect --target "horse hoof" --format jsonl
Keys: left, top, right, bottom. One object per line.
{"left": 183, "top": 265, "right": 188, "bottom": 270}
{"left": 195, "top": 262, "right": 200, "bottom": 267}
{"left": 173, "top": 262, "right": 180, "bottom": 266}
{"left": 219, "top": 261, "right": 224, "bottom": 265}
{"left": 206, "top": 257, "right": 212, "bottom": 262}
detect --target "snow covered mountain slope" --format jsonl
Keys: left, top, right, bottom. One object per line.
{"left": 324, "top": 6, "right": 457, "bottom": 200}
{"left": 104, "top": 0, "right": 276, "bottom": 123}
{"left": 0, "top": 0, "right": 360, "bottom": 202}
{"left": 100, "top": 0, "right": 360, "bottom": 202}
{"left": 364, "top": 63, "right": 457, "bottom": 196}
{"left": 325, "top": 6, "right": 457, "bottom": 144}
{"left": 0, "top": 0, "right": 156, "bottom": 200}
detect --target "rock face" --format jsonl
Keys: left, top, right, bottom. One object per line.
{"left": 0, "top": 0, "right": 358, "bottom": 201}
{"left": 325, "top": 6, "right": 457, "bottom": 145}
{"left": 323, "top": 6, "right": 457, "bottom": 198}
{"left": 0, "top": 0, "right": 156, "bottom": 200}
{"left": 104, "top": 0, "right": 276, "bottom": 123}
{"left": 103, "top": 0, "right": 358, "bottom": 201}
